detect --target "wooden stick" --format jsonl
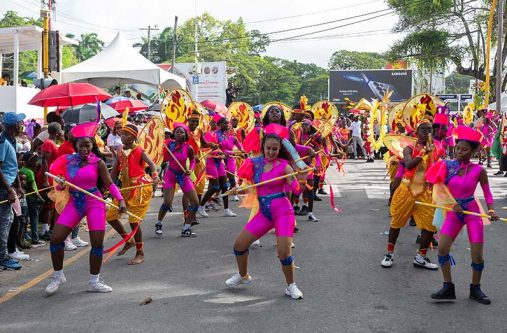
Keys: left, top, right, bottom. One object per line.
{"left": 117, "top": 183, "right": 154, "bottom": 192}
{"left": 304, "top": 124, "right": 326, "bottom": 146}
{"left": 163, "top": 144, "right": 187, "bottom": 173}
{"left": 45, "top": 172, "right": 142, "bottom": 221}
{"left": 415, "top": 201, "right": 507, "bottom": 223}
{"left": 222, "top": 167, "right": 314, "bottom": 197}
{"left": 0, "top": 186, "right": 54, "bottom": 205}
{"left": 294, "top": 149, "right": 324, "bottom": 163}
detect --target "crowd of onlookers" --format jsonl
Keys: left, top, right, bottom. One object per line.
{"left": 0, "top": 109, "right": 152, "bottom": 271}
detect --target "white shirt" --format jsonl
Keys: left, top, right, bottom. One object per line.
{"left": 349, "top": 121, "right": 362, "bottom": 137}
{"left": 107, "top": 133, "right": 123, "bottom": 149}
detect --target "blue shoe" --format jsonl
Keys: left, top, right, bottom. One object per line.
{"left": 0, "top": 258, "right": 22, "bottom": 270}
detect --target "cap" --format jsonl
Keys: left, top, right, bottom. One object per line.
{"left": 456, "top": 125, "right": 482, "bottom": 143}
{"left": 2, "top": 112, "right": 26, "bottom": 126}
{"left": 433, "top": 113, "right": 449, "bottom": 126}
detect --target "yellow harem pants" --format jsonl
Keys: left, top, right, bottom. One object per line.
{"left": 389, "top": 182, "right": 436, "bottom": 232}
{"left": 106, "top": 178, "right": 153, "bottom": 224}
{"left": 194, "top": 160, "right": 206, "bottom": 196}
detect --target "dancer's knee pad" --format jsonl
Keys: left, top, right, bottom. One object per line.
{"left": 211, "top": 184, "right": 220, "bottom": 191}
{"left": 160, "top": 203, "right": 173, "bottom": 213}
{"left": 188, "top": 205, "right": 198, "bottom": 213}
{"left": 49, "top": 242, "right": 65, "bottom": 253}
{"left": 438, "top": 254, "right": 455, "bottom": 266}
{"left": 471, "top": 261, "right": 484, "bottom": 272}
{"left": 90, "top": 246, "right": 104, "bottom": 257}
{"left": 222, "top": 182, "right": 230, "bottom": 191}
{"left": 233, "top": 248, "right": 249, "bottom": 256}
{"left": 280, "top": 255, "right": 294, "bottom": 266}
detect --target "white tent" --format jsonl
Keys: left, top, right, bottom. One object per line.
{"left": 488, "top": 92, "right": 507, "bottom": 113}
{"left": 62, "top": 33, "right": 186, "bottom": 90}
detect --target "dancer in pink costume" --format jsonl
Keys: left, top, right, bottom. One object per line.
{"left": 225, "top": 123, "right": 308, "bottom": 300}
{"left": 427, "top": 125, "right": 498, "bottom": 304}
{"left": 157, "top": 122, "right": 199, "bottom": 237}
{"left": 44, "top": 122, "right": 126, "bottom": 296}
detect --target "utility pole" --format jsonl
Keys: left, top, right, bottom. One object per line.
{"left": 171, "top": 16, "right": 178, "bottom": 73}
{"left": 496, "top": 0, "right": 505, "bottom": 114}
{"left": 139, "top": 25, "right": 159, "bottom": 61}
{"left": 41, "top": 0, "right": 52, "bottom": 123}
{"left": 193, "top": 0, "right": 199, "bottom": 100}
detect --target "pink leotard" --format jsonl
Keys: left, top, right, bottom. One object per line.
{"left": 163, "top": 141, "right": 195, "bottom": 193}
{"left": 244, "top": 158, "right": 295, "bottom": 238}
{"left": 217, "top": 129, "right": 242, "bottom": 173}
{"left": 428, "top": 161, "right": 485, "bottom": 243}
{"left": 50, "top": 154, "right": 106, "bottom": 231}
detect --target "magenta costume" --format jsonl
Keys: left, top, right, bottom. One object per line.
{"left": 239, "top": 157, "right": 298, "bottom": 238}
{"left": 218, "top": 129, "right": 242, "bottom": 173}
{"left": 50, "top": 154, "right": 108, "bottom": 231}
{"left": 427, "top": 160, "right": 493, "bottom": 244}
{"left": 163, "top": 140, "right": 195, "bottom": 193}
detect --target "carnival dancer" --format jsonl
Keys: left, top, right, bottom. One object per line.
{"left": 187, "top": 112, "right": 208, "bottom": 202}
{"left": 477, "top": 113, "right": 494, "bottom": 168}
{"left": 45, "top": 122, "right": 127, "bottom": 295}
{"left": 197, "top": 115, "right": 242, "bottom": 218}
{"left": 381, "top": 118, "right": 441, "bottom": 269}
{"left": 231, "top": 114, "right": 246, "bottom": 201}
{"left": 156, "top": 123, "right": 199, "bottom": 237}
{"left": 225, "top": 124, "right": 307, "bottom": 299}
{"left": 427, "top": 126, "right": 498, "bottom": 304}
{"left": 106, "top": 123, "right": 159, "bottom": 265}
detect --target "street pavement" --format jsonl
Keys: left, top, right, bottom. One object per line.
{"left": 1, "top": 159, "right": 507, "bottom": 333}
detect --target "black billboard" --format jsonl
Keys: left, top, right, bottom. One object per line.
{"left": 329, "top": 70, "right": 413, "bottom": 103}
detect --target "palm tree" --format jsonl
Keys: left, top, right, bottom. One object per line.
{"left": 77, "top": 33, "right": 104, "bottom": 61}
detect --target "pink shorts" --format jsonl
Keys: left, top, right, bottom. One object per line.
{"left": 163, "top": 169, "right": 194, "bottom": 193}
{"left": 56, "top": 196, "right": 106, "bottom": 231}
{"left": 440, "top": 202, "right": 484, "bottom": 243}
{"left": 225, "top": 157, "right": 236, "bottom": 173}
{"left": 206, "top": 158, "right": 226, "bottom": 179}
{"left": 245, "top": 197, "right": 295, "bottom": 238}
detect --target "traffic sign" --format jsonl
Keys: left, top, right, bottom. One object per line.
{"left": 192, "top": 75, "right": 199, "bottom": 84}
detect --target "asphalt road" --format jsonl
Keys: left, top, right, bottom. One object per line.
{"left": 1, "top": 160, "right": 507, "bottom": 333}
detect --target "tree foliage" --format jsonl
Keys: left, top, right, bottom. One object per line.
{"left": 328, "top": 50, "right": 387, "bottom": 70}
{"left": 387, "top": 0, "right": 506, "bottom": 102}
{"left": 76, "top": 33, "right": 104, "bottom": 61}
{"left": 445, "top": 72, "right": 475, "bottom": 94}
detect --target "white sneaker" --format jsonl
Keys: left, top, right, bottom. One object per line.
{"left": 223, "top": 208, "right": 237, "bottom": 217}
{"left": 64, "top": 239, "right": 77, "bottom": 251}
{"left": 252, "top": 239, "right": 261, "bottom": 247}
{"left": 413, "top": 254, "right": 439, "bottom": 270}
{"left": 45, "top": 274, "right": 67, "bottom": 296}
{"left": 231, "top": 195, "right": 240, "bottom": 202}
{"left": 285, "top": 283, "right": 303, "bottom": 300}
{"left": 9, "top": 250, "right": 30, "bottom": 261}
{"left": 381, "top": 253, "right": 394, "bottom": 268}
{"left": 71, "top": 237, "right": 88, "bottom": 247}
{"left": 225, "top": 273, "right": 252, "bottom": 287}
{"left": 307, "top": 212, "right": 319, "bottom": 222}
{"left": 197, "top": 206, "right": 209, "bottom": 218}
{"left": 87, "top": 281, "right": 113, "bottom": 293}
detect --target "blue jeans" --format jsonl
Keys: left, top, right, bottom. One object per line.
{"left": 0, "top": 191, "right": 14, "bottom": 262}
{"left": 26, "top": 196, "right": 40, "bottom": 242}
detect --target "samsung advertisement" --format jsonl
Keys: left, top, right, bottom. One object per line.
{"left": 329, "top": 70, "right": 413, "bottom": 103}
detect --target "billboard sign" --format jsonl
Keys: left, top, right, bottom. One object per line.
{"left": 173, "top": 61, "right": 227, "bottom": 105}
{"left": 329, "top": 70, "right": 413, "bottom": 103}
{"left": 436, "top": 94, "right": 458, "bottom": 103}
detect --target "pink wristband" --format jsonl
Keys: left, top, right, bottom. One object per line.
{"left": 481, "top": 183, "right": 494, "bottom": 206}
{"left": 108, "top": 184, "right": 124, "bottom": 202}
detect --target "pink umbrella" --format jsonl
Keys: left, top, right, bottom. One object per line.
{"left": 28, "top": 82, "right": 111, "bottom": 107}
{"left": 109, "top": 99, "right": 148, "bottom": 113}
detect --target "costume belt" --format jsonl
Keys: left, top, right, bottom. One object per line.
{"left": 258, "top": 192, "right": 286, "bottom": 221}
{"left": 455, "top": 195, "right": 475, "bottom": 223}
{"left": 168, "top": 167, "right": 186, "bottom": 189}
{"left": 70, "top": 187, "right": 98, "bottom": 215}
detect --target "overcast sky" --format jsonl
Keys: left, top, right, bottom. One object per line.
{"left": 2, "top": 0, "right": 402, "bottom": 68}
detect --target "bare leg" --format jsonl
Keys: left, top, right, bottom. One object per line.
{"left": 276, "top": 236, "right": 294, "bottom": 285}
{"left": 233, "top": 230, "right": 257, "bottom": 277}
{"left": 129, "top": 223, "right": 144, "bottom": 265}
{"left": 158, "top": 188, "right": 175, "bottom": 222}
{"left": 49, "top": 224, "right": 72, "bottom": 271}
{"left": 88, "top": 230, "right": 105, "bottom": 275}
{"left": 437, "top": 234, "right": 454, "bottom": 282}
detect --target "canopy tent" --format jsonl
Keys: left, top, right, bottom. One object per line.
{"left": 0, "top": 26, "right": 78, "bottom": 119}
{"left": 488, "top": 92, "right": 507, "bottom": 113}
{"left": 61, "top": 33, "right": 186, "bottom": 90}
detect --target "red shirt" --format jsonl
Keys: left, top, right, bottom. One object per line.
{"left": 40, "top": 139, "right": 59, "bottom": 166}
{"left": 56, "top": 140, "right": 75, "bottom": 157}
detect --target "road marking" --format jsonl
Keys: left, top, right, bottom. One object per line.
{"left": 0, "top": 227, "right": 117, "bottom": 304}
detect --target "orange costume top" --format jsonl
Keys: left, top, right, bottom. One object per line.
{"left": 118, "top": 146, "right": 146, "bottom": 178}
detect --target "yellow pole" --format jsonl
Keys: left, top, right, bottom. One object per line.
{"left": 415, "top": 201, "right": 507, "bottom": 223}
{"left": 42, "top": 9, "right": 50, "bottom": 123}
{"left": 484, "top": 0, "right": 498, "bottom": 106}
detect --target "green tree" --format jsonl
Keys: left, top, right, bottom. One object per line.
{"left": 387, "top": 0, "right": 505, "bottom": 103}
{"left": 445, "top": 72, "right": 474, "bottom": 94}
{"left": 77, "top": 33, "right": 104, "bottom": 61}
{"left": 328, "top": 50, "right": 387, "bottom": 70}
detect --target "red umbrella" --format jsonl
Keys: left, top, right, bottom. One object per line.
{"left": 28, "top": 83, "right": 111, "bottom": 107}
{"left": 109, "top": 99, "right": 148, "bottom": 113}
